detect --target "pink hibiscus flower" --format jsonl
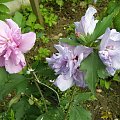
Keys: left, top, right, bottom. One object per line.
{"left": 0, "top": 19, "right": 36, "bottom": 73}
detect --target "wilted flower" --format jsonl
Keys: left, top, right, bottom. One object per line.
{"left": 0, "top": 19, "right": 36, "bottom": 73}
{"left": 74, "top": 6, "right": 98, "bottom": 36}
{"left": 99, "top": 28, "right": 120, "bottom": 75}
{"left": 46, "top": 44, "right": 92, "bottom": 91}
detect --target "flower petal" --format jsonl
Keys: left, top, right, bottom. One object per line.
{"left": 6, "top": 19, "right": 19, "bottom": 30}
{"left": 0, "top": 20, "right": 10, "bottom": 41}
{"left": 74, "top": 6, "right": 97, "bottom": 35}
{"left": 54, "top": 75, "right": 74, "bottom": 91}
{"left": 54, "top": 44, "right": 64, "bottom": 54}
{"left": 106, "top": 67, "right": 116, "bottom": 76}
{"left": 5, "top": 52, "right": 26, "bottom": 73}
{"left": 19, "top": 32, "right": 36, "bottom": 53}
{"left": 73, "top": 70, "right": 86, "bottom": 87}
{"left": 100, "top": 28, "right": 111, "bottom": 50}
{"left": 110, "top": 29, "right": 120, "bottom": 41}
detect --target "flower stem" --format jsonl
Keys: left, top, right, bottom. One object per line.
{"left": 64, "top": 87, "right": 76, "bottom": 120}
{"left": 32, "top": 71, "right": 48, "bottom": 112}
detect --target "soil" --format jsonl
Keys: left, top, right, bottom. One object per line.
{"left": 89, "top": 82, "right": 120, "bottom": 120}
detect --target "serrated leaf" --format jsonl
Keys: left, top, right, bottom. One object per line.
{"left": 69, "top": 106, "right": 92, "bottom": 120}
{"left": 80, "top": 51, "right": 105, "bottom": 94}
{"left": 13, "top": 11, "right": 23, "bottom": 27}
{"left": 0, "top": 4, "right": 9, "bottom": 13}
{"left": 0, "top": 74, "right": 27, "bottom": 99}
{"left": 36, "top": 108, "right": 64, "bottom": 120}
{"left": 73, "top": 92, "right": 92, "bottom": 105}
{"left": 0, "top": 0, "right": 13, "bottom": 3}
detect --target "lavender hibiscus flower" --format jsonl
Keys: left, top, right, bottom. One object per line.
{"left": 99, "top": 28, "right": 120, "bottom": 75}
{"left": 74, "top": 6, "right": 98, "bottom": 36}
{"left": 0, "top": 19, "right": 36, "bottom": 73}
{"left": 46, "top": 44, "right": 92, "bottom": 91}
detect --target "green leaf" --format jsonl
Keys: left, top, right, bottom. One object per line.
{"left": 73, "top": 92, "right": 92, "bottom": 105}
{"left": 9, "top": 94, "right": 21, "bottom": 108}
{"left": 89, "top": 10, "right": 117, "bottom": 43}
{"left": 35, "top": 61, "right": 56, "bottom": 80}
{"left": 13, "top": 11, "right": 23, "bottom": 27}
{"left": 106, "top": 1, "right": 118, "bottom": 15}
{"left": 0, "top": 68, "right": 8, "bottom": 86}
{"left": 113, "top": 73, "right": 120, "bottom": 82}
{"left": 0, "top": 74, "right": 27, "bottom": 99}
{"left": 36, "top": 108, "right": 64, "bottom": 120}
{"left": 59, "top": 38, "right": 79, "bottom": 46}
{"left": 69, "top": 106, "right": 92, "bottom": 120}
{"left": 56, "top": 0, "right": 64, "bottom": 7}
{"left": 0, "top": 12, "right": 9, "bottom": 20}
{"left": 0, "top": 0, "right": 13, "bottom": 3}
{"left": 12, "top": 97, "right": 30, "bottom": 120}
{"left": 113, "top": 10, "right": 120, "bottom": 32}
{"left": 34, "top": 24, "right": 44, "bottom": 30}
{"left": 97, "top": 68, "right": 109, "bottom": 79}
{"left": 0, "top": 4, "right": 9, "bottom": 13}
{"left": 26, "top": 13, "right": 36, "bottom": 26}
{"left": 80, "top": 51, "right": 105, "bottom": 94}
{"left": 105, "top": 81, "right": 111, "bottom": 89}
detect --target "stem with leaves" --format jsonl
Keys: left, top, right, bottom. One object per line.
{"left": 32, "top": 71, "right": 48, "bottom": 112}
{"left": 64, "top": 87, "right": 76, "bottom": 120}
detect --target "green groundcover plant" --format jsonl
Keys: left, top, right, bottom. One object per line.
{"left": 0, "top": 0, "right": 120, "bottom": 119}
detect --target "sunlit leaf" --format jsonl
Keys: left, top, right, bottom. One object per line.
{"left": 0, "top": 4, "right": 9, "bottom": 13}
{"left": 13, "top": 11, "right": 23, "bottom": 27}
{"left": 0, "top": 0, "right": 13, "bottom": 3}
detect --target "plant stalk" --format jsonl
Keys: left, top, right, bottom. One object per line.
{"left": 64, "top": 87, "right": 76, "bottom": 120}
{"left": 32, "top": 71, "right": 48, "bottom": 112}
{"left": 29, "top": 0, "right": 44, "bottom": 26}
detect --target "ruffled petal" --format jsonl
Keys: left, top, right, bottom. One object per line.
{"left": 54, "top": 44, "right": 64, "bottom": 54}
{"left": 74, "top": 7, "right": 97, "bottom": 36}
{"left": 19, "top": 32, "right": 36, "bottom": 53}
{"left": 5, "top": 52, "right": 26, "bottom": 73}
{"left": 100, "top": 28, "right": 111, "bottom": 50}
{"left": 54, "top": 75, "right": 74, "bottom": 91}
{"left": 0, "top": 20, "right": 10, "bottom": 41}
{"left": 110, "top": 29, "right": 120, "bottom": 41}
{"left": 6, "top": 19, "right": 19, "bottom": 30}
